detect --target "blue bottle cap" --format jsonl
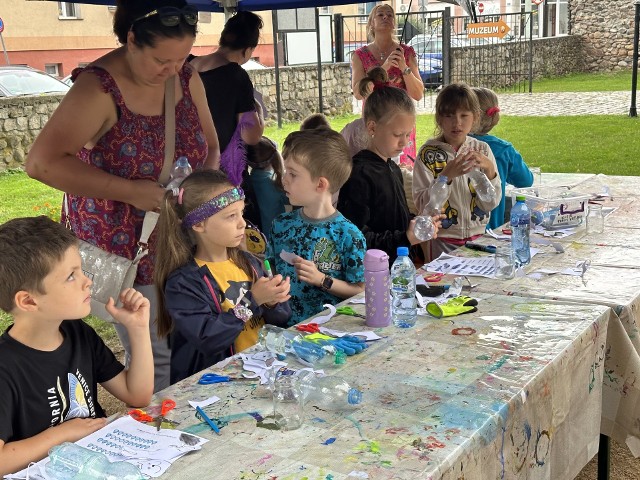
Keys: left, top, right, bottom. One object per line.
{"left": 348, "top": 388, "right": 363, "bottom": 405}
{"left": 397, "top": 246, "right": 409, "bottom": 257}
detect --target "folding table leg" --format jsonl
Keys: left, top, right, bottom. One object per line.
{"left": 598, "top": 434, "right": 610, "bottom": 480}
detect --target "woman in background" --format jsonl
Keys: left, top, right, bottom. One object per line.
{"left": 351, "top": 3, "right": 423, "bottom": 165}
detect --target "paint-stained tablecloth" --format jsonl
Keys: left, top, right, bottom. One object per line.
{"left": 152, "top": 295, "right": 610, "bottom": 480}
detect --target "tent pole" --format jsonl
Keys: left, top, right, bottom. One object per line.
{"left": 316, "top": 7, "right": 323, "bottom": 114}
{"left": 629, "top": 0, "right": 639, "bottom": 117}
{"left": 272, "top": 10, "right": 283, "bottom": 128}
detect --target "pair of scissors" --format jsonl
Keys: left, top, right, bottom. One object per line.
{"left": 198, "top": 373, "right": 253, "bottom": 385}
{"left": 336, "top": 306, "right": 366, "bottom": 319}
{"left": 155, "top": 399, "right": 176, "bottom": 431}
{"left": 424, "top": 272, "right": 445, "bottom": 283}
{"left": 295, "top": 322, "right": 322, "bottom": 333}
{"left": 128, "top": 408, "right": 154, "bottom": 423}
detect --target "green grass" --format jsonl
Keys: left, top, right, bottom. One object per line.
{"left": 268, "top": 114, "right": 640, "bottom": 176}
{"left": 531, "top": 70, "right": 633, "bottom": 92}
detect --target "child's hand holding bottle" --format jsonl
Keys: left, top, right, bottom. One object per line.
{"left": 251, "top": 275, "right": 291, "bottom": 307}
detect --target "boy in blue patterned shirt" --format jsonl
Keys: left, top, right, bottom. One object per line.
{"left": 267, "top": 128, "right": 366, "bottom": 324}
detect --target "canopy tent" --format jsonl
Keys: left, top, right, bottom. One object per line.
{"left": 33, "top": 0, "right": 476, "bottom": 16}
{"left": 31, "top": 0, "right": 361, "bottom": 12}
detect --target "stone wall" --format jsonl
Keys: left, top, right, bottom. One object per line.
{"left": 451, "top": 35, "right": 585, "bottom": 89}
{"left": 247, "top": 63, "right": 353, "bottom": 124}
{"left": 570, "top": 0, "right": 636, "bottom": 72}
{"left": 0, "top": 64, "right": 354, "bottom": 172}
{"left": 0, "top": 94, "right": 63, "bottom": 171}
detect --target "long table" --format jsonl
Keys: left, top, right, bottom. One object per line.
{"left": 145, "top": 173, "right": 637, "bottom": 479}
{"left": 152, "top": 299, "right": 611, "bottom": 480}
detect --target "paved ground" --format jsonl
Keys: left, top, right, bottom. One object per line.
{"left": 354, "top": 90, "right": 634, "bottom": 116}
{"left": 423, "top": 90, "right": 633, "bottom": 116}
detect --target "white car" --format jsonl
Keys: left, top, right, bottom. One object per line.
{"left": 0, "top": 66, "right": 70, "bottom": 97}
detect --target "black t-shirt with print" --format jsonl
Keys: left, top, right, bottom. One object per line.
{"left": 0, "top": 320, "right": 124, "bottom": 443}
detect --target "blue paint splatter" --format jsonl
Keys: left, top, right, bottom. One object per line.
{"left": 322, "top": 437, "right": 337, "bottom": 445}
{"left": 312, "top": 417, "right": 327, "bottom": 423}
{"left": 524, "top": 421, "right": 532, "bottom": 441}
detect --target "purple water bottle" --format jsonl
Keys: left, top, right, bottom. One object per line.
{"left": 363, "top": 249, "right": 391, "bottom": 327}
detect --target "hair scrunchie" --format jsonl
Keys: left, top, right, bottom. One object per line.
{"left": 486, "top": 106, "right": 501, "bottom": 117}
{"left": 372, "top": 81, "right": 389, "bottom": 91}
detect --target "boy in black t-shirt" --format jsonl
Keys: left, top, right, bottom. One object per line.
{"left": 0, "top": 216, "right": 154, "bottom": 475}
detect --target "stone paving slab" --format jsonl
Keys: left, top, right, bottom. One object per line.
{"left": 353, "top": 91, "right": 634, "bottom": 116}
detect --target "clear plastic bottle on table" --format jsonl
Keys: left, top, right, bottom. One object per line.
{"left": 296, "top": 370, "right": 362, "bottom": 409}
{"left": 46, "top": 442, "right": 143, "bottom": 480}
{"left": 510, "top": 195, "right": 531, "bottom": 267}
{"left": 390, "top": 247, "right": 417, "bottom": 328}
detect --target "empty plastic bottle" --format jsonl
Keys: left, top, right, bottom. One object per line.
{"left": 414, "top": 175, "right": 450, "bottom": 241}
{"left": 46, "top": 442, "right": 143, "bottom": 480}
{"left": 468, "top": 168, "right": 496, "bottom": 203}
{"left": 390, "top": 247, "right": 417, "bottom": 328}
{"left": 165, "top": 156, "right": 192, "bottom": 190}
{"left": 258, "top": 325, "right": 337, "bottom": 366}
{"left": 424, "top": 175, "right": 451, "bottom": 217}
{"left": 296, "top": 370, "right": 363, "bottom": 409}
{"left": 510, "top": 195, "right": 531, "bottom": 267}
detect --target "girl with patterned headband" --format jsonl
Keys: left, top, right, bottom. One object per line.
{"left": 154, "top": 169, "right": 291, "bottom": 385}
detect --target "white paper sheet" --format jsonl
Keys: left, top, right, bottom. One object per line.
{"left": 7, "top": 416, "right": 208, "bottom": 479}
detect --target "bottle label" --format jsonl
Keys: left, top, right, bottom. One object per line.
{"left": 391, "top": 277, "right": 412, "bottom": 293}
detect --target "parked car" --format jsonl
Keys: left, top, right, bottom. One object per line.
{"left": 0, "top": 66, "right": 70, "bottom": 97}
{"left": 416, "top": 55, "right": 443, "bottom": 89}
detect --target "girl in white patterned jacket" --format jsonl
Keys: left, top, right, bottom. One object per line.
{"left": 413, "top": 83, "right": 501, "bottom": 262}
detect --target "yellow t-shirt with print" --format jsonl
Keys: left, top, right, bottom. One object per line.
{"left": 195, "top": 258, "right": 264, "bottom": 354}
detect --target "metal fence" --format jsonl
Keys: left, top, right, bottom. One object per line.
{"left": 333, "top": 9, "right": 534, "bottom": 95}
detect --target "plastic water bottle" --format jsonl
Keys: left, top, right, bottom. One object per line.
{"left": 424, "top": 175, "right": 450, "bottom": 216}
{"left": 414, "top": 176, "right": 450, "bottom": 241}
{"left": 258, "top": 325, "right": 337, "bottom": 366}
{"left": 510, "top": 195, "right": 531, "bottom": 267}
{"left": 390, "top": 247, "right": 417, "bottom": 328}
{"left": 46, "top": 442, "right": 143, "bottom": 480}
{"left": 363, "top": 249, "right": 391, "bottom": 327}
{"left": 413, "top": 215, "right": 436, "bottom": 242}
{"left": 468, "top": 168, "right": 496, "bottom": 203}
{"left": 165, "top": 156, "right": 192, "bottom": 190}
{"left": 297, "top": 370, "right": 363, "bottom": 409}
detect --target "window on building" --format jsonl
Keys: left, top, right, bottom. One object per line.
{"left": 542, "top": 0, "right": 568, "bottom": 37}
{"left": 358, "top": 2, "right": 377, "bottom": 23}
{"left": 44, "top": 64, "right": 62, "bottom": 77}
{"left": 58, "top": 2, "right": 81, "bottom": 19}
{"left": 520, "top": 0, "right": 541, "bottom": 38}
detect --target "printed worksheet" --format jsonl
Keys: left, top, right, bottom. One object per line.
{"left": 425, "top": 253, "right": 497, "bottom": 277}
{"left": 7, "top": 416, "right": 208, "bottom": 479}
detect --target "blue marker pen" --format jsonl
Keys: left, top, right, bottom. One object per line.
{"left": 196, "top": 406, "right": 221, "bottom": 436}
{"left": 464, "top": 242, "right": 497, "bottom": 254}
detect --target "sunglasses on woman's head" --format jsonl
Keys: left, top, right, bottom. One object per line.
{"left": 132, "top": 6, "right": 199, "bottom": 28}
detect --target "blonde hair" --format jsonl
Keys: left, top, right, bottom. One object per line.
{"left": 434, "top": 82, "right": 481, "bottom": 138}
{"left": 366, "top": 3, "right": 396, "bottom": 41}
{"left": 472, "top": 87, "right": 500, "bottom": 135}
{"left": 154, "top": 169, "right": 256, "bottom": 338}
{"left": 282, "top": 128, "right": 352, "bottom": 193}
{"left": 359, "top": 67, "right": 415, "bottom": 125}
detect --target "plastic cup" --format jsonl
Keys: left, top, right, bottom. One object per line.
{"left": 494, "top": 245, "right": 515, "bottom": 280}
{"left": 272, "top": 376, "right": 304, "bottom": 431}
